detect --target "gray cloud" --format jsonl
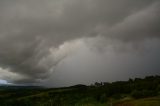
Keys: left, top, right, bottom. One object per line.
{"left": 0, "top": 0, "right": 160, "bottom": 86}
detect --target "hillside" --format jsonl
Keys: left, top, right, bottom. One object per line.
{"left": 0, "top": 75, "right": 160, "bottom": 106}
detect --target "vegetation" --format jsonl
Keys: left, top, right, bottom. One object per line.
{"left": 0, "top": 75, "right": 160, "bottom": 106}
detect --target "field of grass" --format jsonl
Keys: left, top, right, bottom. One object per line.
{"left": 0, "top": 87, "right": 159, "bottom": 106}
{"left": 114, "top": 96, "right": 160, "bottom": 106}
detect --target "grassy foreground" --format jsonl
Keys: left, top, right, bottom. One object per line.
{"left": 114, "top": 96, "right": 160, "bottom": 106}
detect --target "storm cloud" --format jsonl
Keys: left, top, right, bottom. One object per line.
{"left": 0, "top": 0, "right": 160, "bottom": 86}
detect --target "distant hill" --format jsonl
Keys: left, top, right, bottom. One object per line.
{"left": 0, "top": 85, "right": 43, "bottom": 90}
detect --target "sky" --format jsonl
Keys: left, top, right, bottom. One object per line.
{"left": 0, "top": 0, "right": 160, "bottom": 87}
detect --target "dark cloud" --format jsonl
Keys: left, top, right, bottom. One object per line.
{"left": 0, "top": 0, "right": 160, "bottom": 86}
{"left": 107, "top": 2, "right": 160, "bottom": 41}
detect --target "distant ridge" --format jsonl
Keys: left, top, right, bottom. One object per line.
{"left": 0, "top": 84, "right": 43, "bottom": 90}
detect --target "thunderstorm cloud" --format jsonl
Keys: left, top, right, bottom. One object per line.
{"left": 0, "top": 0, "right": 160, "bottom": 86}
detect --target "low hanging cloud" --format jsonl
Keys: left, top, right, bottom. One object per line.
{"left": 0, "top": 0, "right": 160, "bottom": 86}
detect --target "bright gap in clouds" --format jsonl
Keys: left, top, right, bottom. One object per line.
{"left": 0, "top": 79, "right": 7, "bottom": 84}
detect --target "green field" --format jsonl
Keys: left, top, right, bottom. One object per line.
{"left": 114, "top": 97, "right": 160, "bottom": 106}
{"left": 0, "top": 87, "right": 160, "bottom": 106}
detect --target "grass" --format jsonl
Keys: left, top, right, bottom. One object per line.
{"left": 1, "top": 88, "right": 160, "bottom": 106}
{"left": 114, "top": 96, "right": 160, "bottom": 106}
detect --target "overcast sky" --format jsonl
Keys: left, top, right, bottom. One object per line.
{"left": 0, "top": 0, "right": 160, "bottom": 87}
